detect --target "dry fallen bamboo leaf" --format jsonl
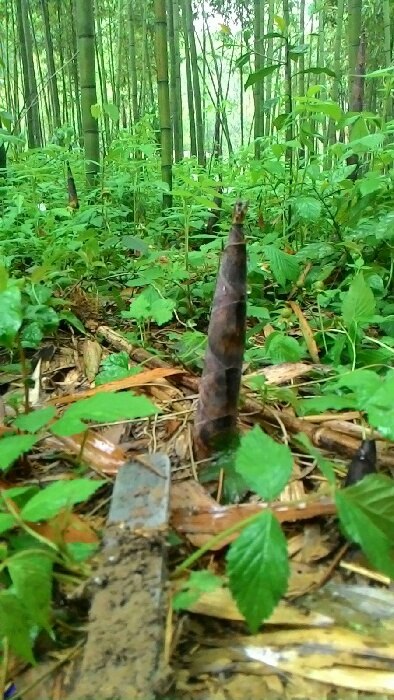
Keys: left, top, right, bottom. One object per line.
{"left": 288, "top": 301, "right": 320, "bottom": 363}
{"left": 171, "top": 480, "right": 336, "bottom": 549}
{"left": 45, "top": 430, "right": 128, "bottom": 476}
{"left": 173, "top": 583, "right": 334, "bottom": 627}
{"left": 48, "top": 366, "right": 184, "bottom": 406}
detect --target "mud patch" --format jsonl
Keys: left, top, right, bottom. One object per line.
{"left": 72, "top": 526, "right": 172, "bottom": 700}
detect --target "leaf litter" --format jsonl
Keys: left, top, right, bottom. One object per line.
{"left": 1, "top": 218, "right": 394, "bottom": 699}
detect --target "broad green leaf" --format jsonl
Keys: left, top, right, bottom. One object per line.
{"left": 0, "top": 513, "right": 16, "bottom": 534}
{"left": 264, "top": 245, "right": 300, "bottom": 287}
{"left": 227, "top": 512, "right": 289, "bottom": 632}
{"left": 0, "top": 435, "right": 38, "bottom": 471}
{"left": 294, "top": 195, "right": 322, "bottom": 221}
{"left": 150, "top": 297, "right": 176, "bottom": 325}
{"left": 297, "top": 66, "right": 336, "bottom": 77}
{"left": 235, "top": 426, "right": 293, "bottom": 500}
{"left": 50, "top": 392, "right": 159, "bottom": 437}
{"left": 66, "top": 542, "right": 99, "bottom": 562}
{"left": 124, "top": 293, "right": 150, "bottom": 321}
{"left": 366, "top": 65, "right": 394, "bottom": 78}
{"left": 296, "top": 433, "right": 336, "bottom": 485}
{"left": 103, "top": 102, "right": 119, "bottom": 122}
{"left": 263, "top": 160, "right": 286, "bottom": 178}
{"left": 59, "top": 311, "right": 86, "bottom": 334}
{"left": 13, "top": 406, "right": 56, "bottom": 433}
{"left": 0, "top": 590, "right": 34, "bottom": 663}
{"left": 336, "top": 475, "right": 394, "bottom": 578}
{"left": 1, "top": 484, "right": 39, "bottom": 507}
{"left": 121, "top": 235, "right": 149, "bottom": 254}
{"left": 245, "top": 64, "right": 280, "bottom": 89}
{"left": 0, "top": 286, "right": 22, "bottom": 347}
{"left": 173, "top": 571, "right": 223, "bottom": 611}
{"left": 358, "top": 176, "right": 385, "bottom": 197}
{"left": 349, "top": 117, "right": 369, "bottom": 142}
{"left": 300, "top": 100, "right": 342, "bottom": 121}
{"left": 297, "top": 394, "right": 358, "bottom": 415}
{"left": 21, "top": 478, "right": 105, "bottom": 522}
{"left": 90, "top": 103, "right": 101, "bottom": 119}
{"left": 248, "top": 304, "right": 270, "bottom": 321}
{"left": 266, "top": 332, "right": 304, "bottom": 363}
{"left": 274, "top": 15, "right": 286, "bottom": 32}
{"left": 334, "top": 369, "right": 381, "bottom": 405}
{"left": 8, "top": 552, "right": 53, "bottom": 631}
{"left": 341, "top": 274, "right": 375, "bottom": 328}
{"left": 365, "top": 372, "right": 394, "bottom": 440}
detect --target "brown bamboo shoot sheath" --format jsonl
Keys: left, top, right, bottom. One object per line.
{"left": 194, "top": 201, "right": 248, "bottom": 457}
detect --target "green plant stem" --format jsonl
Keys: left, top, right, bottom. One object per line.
{"left": 173, "top": 510, "right": 264, "bottom": 577}
{"left": 2, "top": 497, "right": 59, "bottom": 552}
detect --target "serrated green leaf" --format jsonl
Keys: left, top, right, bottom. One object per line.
{"left": 294, "top": 195, "right": 322, "bottom": 221}
{"left": 235, "top": 426, "right": 293, "bottom": 500}
{"left": 0, "top": 435, "right": 38, "bottom": 471}
{"left": 336, "top": 475, "right": 394, "bottom": 578}
{"left": 8, "top": 552, "right": 53, "bottom": 631}
{"left": 50, "top": 392, "right": 159, "bottom": 437}
{"left": 365, "top": 372, "right": 394, "bottom": 440}
{"left": 341, "top": 274, "right": 375, "bottom": 328}
{"left": 13, "top": 406, "right": 56, "bottom": 433}
{"left": 296, "top": 433, "right": 336, "bottom": 485}
{"left": 266, "top": 333, "right": 304, "bottom": 363}
{"left": 21, "top": 479, "right": 105, "bottom": 522}
{"left": 359, "top": 175, "right": 384, "bottom": 197}
{"left": 0, "top": 590, "right": 35, "bottom": 663}
{"left": 227, "top": 512, "right": 289, "bottom": 632}
{"left": 264, "top": 246, "right": 300, "bottom": 287}
{"left": 173, "top": 571, "right": 223, "bottom": 611}
{"left": 334, "top": 369, "right": 381, "bottom": 404}
{"left": 66, "top": 542, "right": 99, "bottom": 562}
{"left": 150, "top": 297, "right": 176, "bottom": 325}
{"left": 0, "top": 512, "right": 17, "bottom": 534}
{"left": 0, "top": 286, "right": 22, "bottom": 347}
{"left": 297, "top": 394, "right": 358, "bottom": 415}
{"left": 90, "top": 103, "right": 101, "bottom": 119}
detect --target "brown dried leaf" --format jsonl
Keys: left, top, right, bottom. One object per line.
{"left": 82, "top": 339, "right": 102, "bottom": 383}
{"left": 48, "top": 366, "right": 184, "bottom": 406}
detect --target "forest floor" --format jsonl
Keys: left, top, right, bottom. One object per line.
{"left": 3, "top": 312, "right": 394, "bottom": 700}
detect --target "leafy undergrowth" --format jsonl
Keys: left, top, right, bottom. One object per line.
{"left": 0, "top": 131, "right": 394, "bottom": 697}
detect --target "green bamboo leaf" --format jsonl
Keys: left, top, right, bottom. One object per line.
{"left": 245, "top": 64, "right": 280, "bottom": 89}
{"left": 227, "top": 512, "right": 289, "bottom": 632}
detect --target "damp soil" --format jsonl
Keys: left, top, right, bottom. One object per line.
{"left": 71, "top": 525, "right": 172, "bottom": 700}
